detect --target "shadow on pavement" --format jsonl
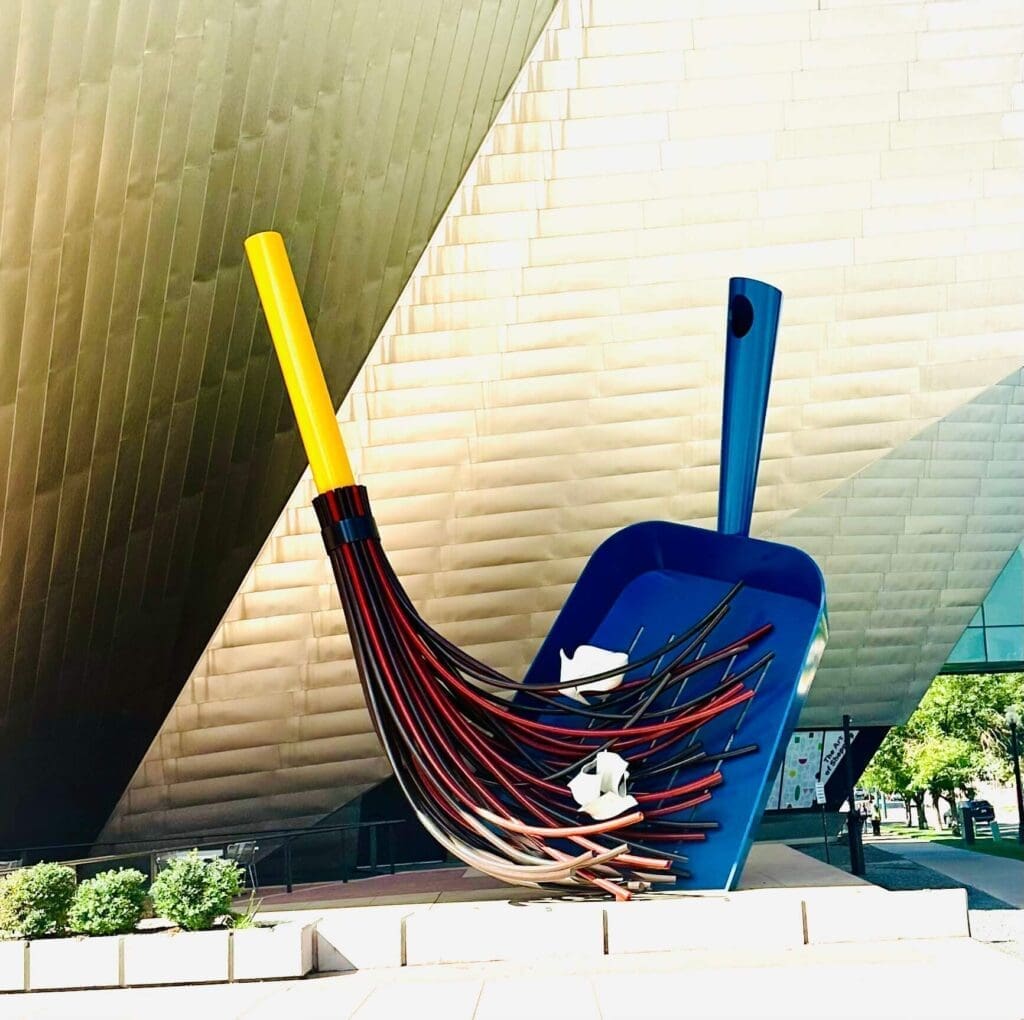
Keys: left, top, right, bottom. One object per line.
{"left": 792, "top": 842, "right": 1014, "bottom": 910}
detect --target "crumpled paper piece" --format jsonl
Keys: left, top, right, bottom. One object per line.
{"left": 568, "top": 750, "right": 638, "bottom": 821}
{"left": 558, "top": 644, "right": 628, "bottom": 703}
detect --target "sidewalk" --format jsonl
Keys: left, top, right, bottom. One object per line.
{"left": 253, "top": 844, "right": 863, "bottom": 912}
{"left": 874, "top": 838, "right": 1024, "bottom": 909}
{"left": 5, "top": 937, "right": 1023, "bottom": 1019}
{"left": 737, "top": 842, "right": 867, "bottom": 890}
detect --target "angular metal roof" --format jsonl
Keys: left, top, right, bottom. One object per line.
{"left": 0, "top": 0, "right": 555, "bottom": 848}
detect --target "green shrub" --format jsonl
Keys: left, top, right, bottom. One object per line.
{"left": 0, "top": 863, "right": 77, "bottom": 938}
{"left": 149, "top": 852, "right": 242, "bottom": 931}
{"left": 227, "top": 890, "right": 263, "bottom": 930}
{"left": 68, "top": 869, "right": 147, "bottom": 936}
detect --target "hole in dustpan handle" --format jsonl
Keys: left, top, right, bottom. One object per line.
{"left": 717, "top": 277, "right": 783, "bottom": 538}
{"left": 729, "top": 294, "right": 755, "bottom": 338}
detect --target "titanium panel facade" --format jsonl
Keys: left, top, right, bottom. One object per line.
{"left": 775, "top": 367, "right": 1024, "bottom": 728}
{"left": 101, "top": 0, "right": 1024, "bottom": 845}
{"left": 0, "top": 0, "right": 555, "bottom": 847}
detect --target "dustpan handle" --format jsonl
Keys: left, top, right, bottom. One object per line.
{"left": 717, "top": 277, "right": 782, "bottom": 537}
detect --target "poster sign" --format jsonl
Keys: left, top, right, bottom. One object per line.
{"left": 768, "top": 728, "right": 859, "bottom": 810}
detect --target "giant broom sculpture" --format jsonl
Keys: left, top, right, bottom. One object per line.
{"left": 245, "top": 232, "right": 826, "bottom": 899}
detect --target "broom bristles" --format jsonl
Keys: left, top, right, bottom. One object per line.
{"left": 315, "top": 485, "right": 770, "bottom": 898}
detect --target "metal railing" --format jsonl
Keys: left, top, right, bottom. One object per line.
{"left": 0, "top": 818, "right": 448, "bottom": 894}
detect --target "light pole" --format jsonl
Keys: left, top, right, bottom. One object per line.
{"left": 1006, "top": 707, "right": 1024, "bottom": 845}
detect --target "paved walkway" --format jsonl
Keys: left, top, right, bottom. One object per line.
{"left": 4, "top": 937, "right": 1022, "bottom": 1019}
{"left": 874, "top": 838, "right": 1024, "bottom": 909}
{"left": 737, "top": 842, "right": 867, "bottom": 890}
{"left": 253, "top": 843, "right": 863, "bottom": 912}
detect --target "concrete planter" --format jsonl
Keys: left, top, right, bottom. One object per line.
{"left": 232, "top": 921, "right": 315, "bottom": 981}
{"left": 0, "top": 919, "right": 316, "bottom": 993}
{"left": 0, "top": 940, "right": 27, "bottom": 992}
{"left": 605, "top": 890, "right": 806, "bottom": 956}
{"left": 123, "top": 928, "right": 230, "bottom": 987}
{"left": 405, "top": 901, "right": 605, "bottom": 966}
{"left": 316, "top": 905, "right": 417, "bottom": 971}
{"left": 29, "top": 935, "right": 120, "bottom": 991}
{"left": 803, "top": 887, "right": 970, "bottom": 944}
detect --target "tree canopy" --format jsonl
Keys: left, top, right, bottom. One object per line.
{"left": 862, "top": 671, "right": 1024, "bottom": 826}
{"left": 861, "top": 727, "right": 915, "bottom": 801}
{"left": 912, "top": 672, "right": 1024, "bottom": 780}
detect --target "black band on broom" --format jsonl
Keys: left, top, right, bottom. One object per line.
{"left": 245, "top": 232, "right": 771, "bottom": 900}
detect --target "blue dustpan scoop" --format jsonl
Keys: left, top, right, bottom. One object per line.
{"left": 522, "top": 278, "right": 828, "bottom": 891}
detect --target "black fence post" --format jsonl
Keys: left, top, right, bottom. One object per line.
{"left": 284, "top": 837, "right": 293, "bottom": 894}
{"left": 843, "top": 714, "right": 865, "bottom": 876}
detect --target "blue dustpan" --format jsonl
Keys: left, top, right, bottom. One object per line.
{"left": 521, "top": 278, "right": 827, "bottom": 891}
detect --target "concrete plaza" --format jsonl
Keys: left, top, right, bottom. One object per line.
{"left": 3, "top": 844, "right": 1021, "bottom": 1018}
{"left": 5, "top": 936, "right": 1023, "bottom": 1020}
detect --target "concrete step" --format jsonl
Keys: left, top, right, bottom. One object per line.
{"left": 292, "top": 885, "right": 971, "bottom": 972}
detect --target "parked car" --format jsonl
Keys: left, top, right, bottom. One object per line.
{"left": 959, "top": 799, "right": 996, "bottom": 822}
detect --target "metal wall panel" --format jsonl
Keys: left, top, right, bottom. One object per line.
{"left": 0, "top": 0, "right": 555, "bottom": 847}
{"left": 101, "top": 0, "right": 1024, "bottom": 844}
{"left": 775, "top": 367, "right": 1024, "bottom": 728}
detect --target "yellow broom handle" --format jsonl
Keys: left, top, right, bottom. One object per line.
{"left": 244, "top": 231, "right": 355, "bottom": 493}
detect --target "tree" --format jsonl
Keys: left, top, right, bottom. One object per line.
{"left": 917, "top": 673, "right": 1024, "bottom": 782}
{"left": 862, "top": 672, "right": 1023, "bottom": 831}
{"left": 909, "top": 733, "right": 982, "bottom": 829}
{"left": 861, "top": 728, "right": 927, "bottom": 828}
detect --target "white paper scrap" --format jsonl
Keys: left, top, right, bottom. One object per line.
{"left": 558, "top": 645, "right": 628, "bottom": 703}
{"left": 568, "top": 750, "right": 638, "bottom": 821}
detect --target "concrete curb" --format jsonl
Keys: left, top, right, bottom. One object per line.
{"left": 0, "top": 887, "right": 971, "bottom": 991}
{"left": 0, "top": 920, "right": 315, "bottom": 993}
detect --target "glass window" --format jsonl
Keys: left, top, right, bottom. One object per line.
{"left": 984, "top": 626, "right": 1024, "bottom": 663}
{"left": 947, "top": 627, "right": 986, "bottom": 664}
{"left": 982, "top": 550, "right": 1024, "bottom": 627}
{"left": 944, "top": 545, "right": 1024, "bottom": 670}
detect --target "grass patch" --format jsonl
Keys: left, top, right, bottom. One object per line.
{"left": 930, "top": 837, "right": 1024, "bottom": 863}
{"left": 877, "top": 824, "right": 948, "bottom": 841}
{"left": 876, "top": 822, "right": 1024, "bottom": 860}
